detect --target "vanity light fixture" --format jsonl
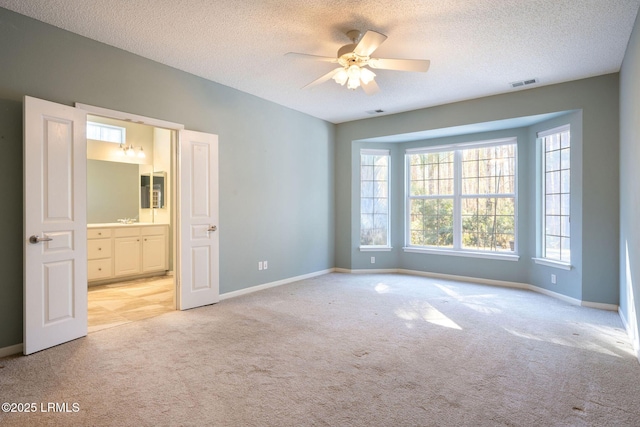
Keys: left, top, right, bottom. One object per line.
{"left": 117, "top": 143, "right": 145, "bottom": 158}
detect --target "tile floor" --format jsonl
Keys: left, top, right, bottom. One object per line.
{"left": 87, "top": 276, "right": 175, "bottom": 333}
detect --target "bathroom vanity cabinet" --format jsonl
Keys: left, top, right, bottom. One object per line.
{"left": 88, "top": 224, "right": 169, "bottom": 283}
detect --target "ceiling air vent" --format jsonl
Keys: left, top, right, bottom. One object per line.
{"left": 510, "top": 78, "right": 538, "bottom": 88}
{"left": 366, "top": 109, "right": 385, "bottom": 115}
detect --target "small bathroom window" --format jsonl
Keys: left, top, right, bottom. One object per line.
{"left": 87, "top": 121, "right": 126, "bottom": 144}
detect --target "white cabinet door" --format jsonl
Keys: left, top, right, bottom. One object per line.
{"left": 142, "top": 234, "right": 166, "bottom": 272}
{"left": 114, "top": 237, "right": 141, "bottom": 276}
{"left": 24, "top": 96, "right": 87, "bottom": 355}
{"left": 178, "top": 130, "right": 219, "bottom": 310}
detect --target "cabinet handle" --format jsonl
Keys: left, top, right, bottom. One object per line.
{"left": 98, "top": 247, "right": 102, "bottom": 251}
{"left": 98, "top": 268, "right": 102, "bottom": 271}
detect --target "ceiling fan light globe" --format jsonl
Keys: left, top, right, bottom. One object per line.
{"left": 347, "top": 65, "right": 361, "bottom": 80}
{"left": 333, "top": 69, "right": 348, "bottom": 85}
{"left": 360, "top": 68, "right": 376, "bottom": 84}
{"left": 347, "top": 76, "right": 360, "bottom": 90}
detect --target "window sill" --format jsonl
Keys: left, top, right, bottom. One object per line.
{"left": 403, "top": 247, "right": 519, "bottom": 261}
{"left": 532, "top": 258, "right": 573, "bottom": 270}
{"left": 359, "top": 246, "right": 393, "bottom": 252}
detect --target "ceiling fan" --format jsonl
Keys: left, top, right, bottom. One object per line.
{"left": 286, "top": 29, "right": 431, "bottom": 95}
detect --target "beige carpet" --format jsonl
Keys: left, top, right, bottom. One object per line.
{"left": 1, "top": 273, "right": 639, "bottom": 426}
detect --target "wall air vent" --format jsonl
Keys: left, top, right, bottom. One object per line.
{"left": 366, "top": 109, "right": 385, "bottom": 115}
{"left": 510, "top": 78, "right": 538, "bottom": 88}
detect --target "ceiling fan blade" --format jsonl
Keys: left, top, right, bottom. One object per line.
{"left": 369, "top": 58, "right": 431, "bottom": 72}
{"left": 353, "top": 30, "right": 387, "bottom": 57}
{"left": 285, "top": 52, "right": 338, "bottom": 63}
{"left": 302, "top": 68, "right": 342, "bottom": 89}
{"left": 361, "top": 79, "right": 380, "bottom": 95}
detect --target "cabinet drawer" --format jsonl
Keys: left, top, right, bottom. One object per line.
{"left": 88, "top": 258, "right": 112, "bottom": 280}
{"left": 88, "top": 239, "right": 112, "bottom": 260}
{"left": 88, "top": 228, "right": 112, "bottom": 239}
{"left": 141, "top": 226, "right": 167, "bottom": 236}
{"left": 114, "top": 227, "right": 140, "bottom": 238}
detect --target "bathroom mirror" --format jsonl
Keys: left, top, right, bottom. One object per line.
{"left": 141, "top": 171, "right": 166, "bottom": 209}
{"left": 87, "top": 159, "right": 139, "bottom": 223}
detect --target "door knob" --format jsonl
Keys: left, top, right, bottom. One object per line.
{"left": 29, "top": 235, "right": 53, "bottom": 244}
{"left": 207, "top": 225, "right": 217, "bottom": 232}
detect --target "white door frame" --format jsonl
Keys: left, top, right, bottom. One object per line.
{"left": 77, "top": 103, "right": 220, "bottom": 310}
{"left": 77, "top": 103, "right": 185, "bottom": 311}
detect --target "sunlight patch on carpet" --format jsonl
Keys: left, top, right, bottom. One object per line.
{"left": 395, "top": 301, "right": 462, "bottom": 330}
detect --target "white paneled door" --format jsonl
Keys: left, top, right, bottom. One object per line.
{"left": 24, "top": 96, "right": 88, "bottom": 355}
{"left": 178, "top": 130, "right": 219, "bottom": 309}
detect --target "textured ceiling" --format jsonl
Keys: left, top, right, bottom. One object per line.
{"left": 1, "top": 0, "right": 639, "bottom": 124}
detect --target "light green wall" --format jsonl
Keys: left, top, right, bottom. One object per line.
{"left": 336, "top": 75, "right": 620, "bottom": 306}
{"left": 0, "top": 7, "right": 335, "bottom": 349}
{"left": 619, "top": 9, "right": 640, "bottom": 359}
{"left": 0, "top": 98, "right": 23, "bottom": 348}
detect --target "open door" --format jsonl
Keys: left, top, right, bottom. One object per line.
{"left": 24, "top": 96, "right": 87, "bottom": 355}
{"left": 178, "top": 130, "right": 219, "bottom": 309}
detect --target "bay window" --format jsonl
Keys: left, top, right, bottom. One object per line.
{"left": 406, "top": 138, "right": 517, "bottom": 257}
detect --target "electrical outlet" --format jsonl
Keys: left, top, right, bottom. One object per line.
{"left": 551, "top": 274, "right": 557, "bottom": 284}
{"left": 258, "top": 261, "right": 263, "bottom": 271}
{"left": 263, "top": 261, "right": 268, "bottom": 270}
{"left": 371, "top": 256, "right": 375, "bottom": 264}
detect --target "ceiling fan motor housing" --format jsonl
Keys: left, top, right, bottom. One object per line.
{"left": 337, "top": 44, "right": 369, "bottom": 68}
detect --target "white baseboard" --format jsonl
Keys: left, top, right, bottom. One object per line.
{"left": 0, "top": 343, "right": 23, "bottom": 358}
{"left": 398, "top": 268, "right": 532, "bottom": 291}
{"left": 337, "top": 267, "right": 619, "bottom": 312}
{"left": 344, "top": 268, "right": 399, "bottom": 274}
{"left": 219, "top": 268, "right": 334, "bottom": 301}
{"left": 581, "top": 300, "right": 619, "bottom": 311}
{"left": 527, "top": 283, "right": 583, "bottom": 306}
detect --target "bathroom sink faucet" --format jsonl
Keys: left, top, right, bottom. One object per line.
{"left": 117, "top": 218, "right": 136, "bottom": 224}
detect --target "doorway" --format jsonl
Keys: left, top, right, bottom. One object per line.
{"left": 24, "top": 96, "right": 220, "bottom": 355}
{"left": 85, "top": 114, "right": 176, "bottom": 332}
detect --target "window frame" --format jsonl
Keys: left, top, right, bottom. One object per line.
{"left": 359, "top": 148, "right": 392, "bottom": 250}
{"left": 404, "top": 137, "right": 519, "bottom": 261}
{"left": 533, "top": 124, "right": 572, "bottom": 270}
{"left": 87, "top": 121, "right": 126, "bottom": 144}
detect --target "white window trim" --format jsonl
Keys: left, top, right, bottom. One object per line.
{"left": 87, "top": 121, "right": 126, "bottom": 144}
{"left": 360, "top": 148, "right": 391, "bottom": 248}
{"left": 403, "top": 246, "right": 519, "bottom": 261}
{"left": 361, "top": 148, "right": 391, "bottom": 156}
{"left": 532, "top": 257, "right": 572, "bottom": 270}
{"left": 405, "top": 137, "right": 518, "bottom": 256}
{"left": 536, "top": 124, "right": 571, "bottom": 265}
{"left": 538, "top": 124, "right": 570, "bottom": 138}
{"left": 359, "top": 246, "right": 393, "bottom": 252}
